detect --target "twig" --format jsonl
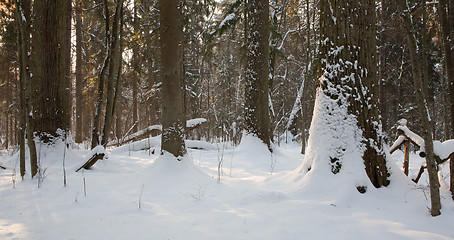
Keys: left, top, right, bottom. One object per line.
{"left": 84, "top": 177, "right": 87, "bottom": 196}
{"left": 63, "top": 135, "right": 67, "bottom": 187}
{"left": 139, "top": 184, "right": 144, "bottom": 209}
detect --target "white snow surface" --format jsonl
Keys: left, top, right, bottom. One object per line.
{"left": 0, "top": 136, "right": 453, "bottom": 240}
{"left": 433, "top": 140, "right": 454, "bottom": 160}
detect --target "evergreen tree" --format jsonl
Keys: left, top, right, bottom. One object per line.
{"left": 244, "top": 0, "right": 271, "bottom": 149}
{"left": 301, "top": 0, "right": 390, "bottom": 189}
{"left": 30, "top": 0, "right": 72, "bottom": 140}
{"left": 159, "top": 0, "right": 186, "bottom": 157}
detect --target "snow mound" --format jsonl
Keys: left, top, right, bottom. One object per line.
{"left": 141, "top": 153, "right": 215, "bottom": 195}
{"left": 233, "top": 133, "right": 276, "bottom": 174}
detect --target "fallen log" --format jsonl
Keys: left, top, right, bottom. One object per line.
{"left": 76, "top": 145, "right": 106, "bottom": 172}
{"left": 76, "top": 153, "right": 105, "bottom": 172}
{"left": 114, "top": 118, "right": 208, "bottom": 146}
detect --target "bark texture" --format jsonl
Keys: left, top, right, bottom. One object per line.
{"left": 159, "top": 0, "right": 186, "bottom": 157}
{"left": 15, "top": 0, "right": 38, "bottom": 178}
{"left": 319, "top": 0, "right": 390, "bottom": 187}
{"left": 31, "top": 0, "right": 72, "bottom": 139}
{"left": 438, "top": 0, "right": 454, "bottom": 201}
{"left": 75, "top": 0, "right": 83, "bottom": 143}
{"left": 244, "top": 0, "right": 271, "bottom": 149}
{"left": 399, "top": 0, "right": 441, "bottom": 216}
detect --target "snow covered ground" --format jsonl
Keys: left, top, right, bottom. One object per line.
{"left": 0, "top": 136, "right": 453, "bottom": 240}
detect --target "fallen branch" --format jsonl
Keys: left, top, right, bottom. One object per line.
{"left": 76, "top": 145, "right": 106, "bottom": 172}
{"left": 76, "top": 153, "right": 105, "bottom": 172}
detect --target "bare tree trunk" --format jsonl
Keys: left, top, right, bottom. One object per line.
{"left": 101, "top": 0, "right": 124, "bottom": 146}
{"left": 244, "top": 0, "right": 271, "bottom": 149}
{"left": 301, "top": 0, "right": 313, "bottom": 154}
{"left": 31, "top": 0, "right": 72, "bottom": 139}
{"left": 92, "top": 0, "right": 110, "bottom": 149}
{"left": 15, "top": 0, "right": 38, "bottom": 178}
{"left": 132, "top": 0, "right": 139, "bottom": 133}
{"left": 314, "top": 0, "right": 390, "bottom": 187}
{"left": 438, "top": 0, "right": 454, "bottom": 200}
{"left": 400, "top": 0, "right": 441, "bottom": 216}
{"left": 75, "top": 0, "right": 83, "bottom": 143}
{"left": 18, "top": 55, "right": 26, "bottom": 178}
{"left": 159, "top": 0, "right": 186, "bottom": 157}
{"left": 112, "top": 2, "right": 125, "bottom": 144}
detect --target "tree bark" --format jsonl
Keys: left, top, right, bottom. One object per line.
{"left": 15, "top": 0, "right": 38, "bottom": 178}
{"left": 399, "top": 0, "right": 441, "bottom": 216}
{"left": 438, "top": 0, "right": 454, "bottom": 201}
{"left": 244, "top": 0, "right": 271, "bottom": 149}
{"left": 75, "top": 0, "right": 83, "bottom": 143}
{"left": 301, "top": 0, "right": 314, "bottom": 154}
{"left": 101, "top": 0, "right": 124, "bottom": 146}
{"left": 91, "top": 0, "right": 110, "bottom": 149}
{"left": 31, "top": 0, "right": 72, "bottom": 140}
{"left": 317, "top": 0, "right": 390, "bottom": 187}
{"left": 132, "top": 0, "right": 139, "bottom": 133}
{"left": 159, "top": 0, "right": 186, "bottom": 157}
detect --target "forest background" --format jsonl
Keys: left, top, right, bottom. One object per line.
{"left": 0, "top": 0, "right": 452, "bottom": 181}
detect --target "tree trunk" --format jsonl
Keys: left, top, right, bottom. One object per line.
{"left": 75, "top": 0, "right": 83, "bottom": 144}
{"left": 301, "top": 0, "right": 313, "bottom": 154}
{"left": 91, "top": 0, "right": 110, "bottom": 149}
{"left": 244, "top": 0, "right": 271, "bottom": 149}
{"left": 15, "top": 0, "right": 38, "bottom": 178}
{"left": 132, "top": 0, "right": 139, "bottom": 133}
{"left": 19, "top": 59, "right": 26, "bottom": 178}
{"left": 159, "top": 0, "right": 186, "bottom": 157}
{"left": 450, "top": 154, "right": 454, "bottom": 201}
{"left": 31, "top": 0, "right": 72, "bottom": 140}
{"left": 101, "top": 0, "right": 124, "bottom": 146}
{"left": 438, "top": 0, "right": 454, "bottom": 139}
{"left": 311, "top": 0, "right": 390, "bottom": 187}
{"left": 399, "top": 0, "right": 441, "bottom": 216}
{"left": 438, "top": 0, "right": 454, "bottom": 200}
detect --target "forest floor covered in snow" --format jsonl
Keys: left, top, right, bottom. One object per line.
{"left": 0, "top": 135, "right": 453, "bottom": 240}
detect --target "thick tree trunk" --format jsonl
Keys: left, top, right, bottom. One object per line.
{"left": 244, "top": 0, "right": 271, "bottom": 149}
{"left": 75, "top": 0, "right": 83, "bottom": 144}
{"left": 400, "top": 0, "right": 441, "bottom": 216}
{"left": 31, "top": 0, "right": 72, "bottom": 139}
{"left": 316, "top": 0, "right": 390, "bottom": 187}
{"left": 357, "top": 0, "right": 390, "bottom": 188}
{"left": 159, "top": 0, "right": 186, "bottom": 157}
